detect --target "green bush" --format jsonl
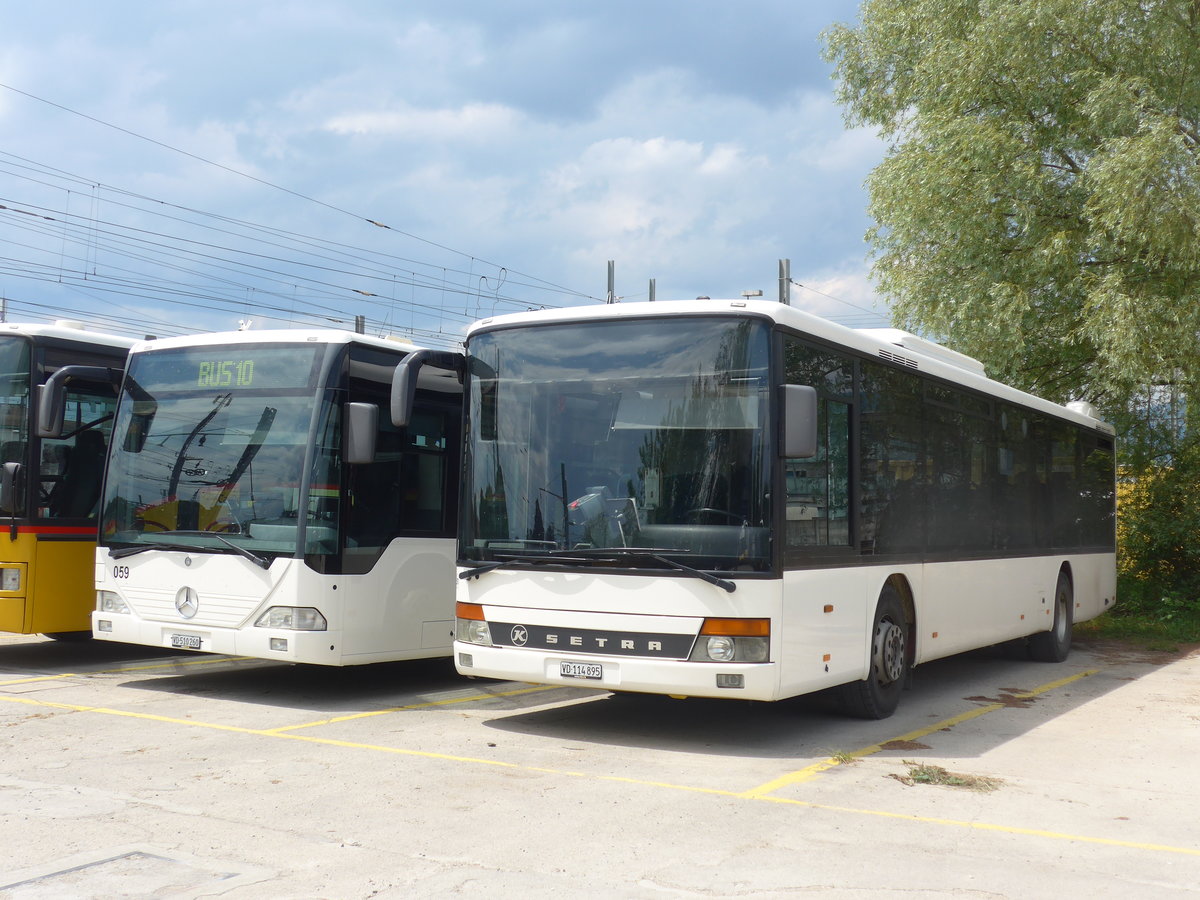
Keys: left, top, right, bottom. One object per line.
{"left": 1117, "top": 443, "right": 1200, "bottom": 615}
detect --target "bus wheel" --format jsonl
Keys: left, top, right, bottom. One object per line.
{"left": 44, "top": 631, "right": 92, "bottom": 642}
{"left": 837, "top": 585, "right": 908, "bottom": 719}
{"left": 1028, "top": 571, "right": 1072, "bottom": 663}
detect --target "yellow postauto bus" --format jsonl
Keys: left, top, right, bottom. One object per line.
{"left": 0, "top": 321, "right": 136, "bottom": 639}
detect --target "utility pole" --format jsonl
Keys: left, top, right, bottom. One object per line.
{"left": 606, "top": 260, "right": 616, "bottom": 304}
{"left": 778, "top": 259, "right": 791, "bottom": 305}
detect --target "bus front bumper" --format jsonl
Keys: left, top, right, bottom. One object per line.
{"left": 453, "top": 641, "right": 780, "bottom": 701}
{"left": 92, "top": 611, "right": 345, "bottom": 665}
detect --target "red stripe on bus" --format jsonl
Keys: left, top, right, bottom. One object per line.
{"left": 14, "top": 525, "right": 97, "bottom": 535}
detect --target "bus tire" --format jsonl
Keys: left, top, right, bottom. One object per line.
{"left": 44, "top": 631, "right": 92, "bottom": 642}
{"left": 1028, "top": 571, "right": 1072, "bottom": 663}
{"left": 836, "top": 584, "right": 909, "bottom": 719}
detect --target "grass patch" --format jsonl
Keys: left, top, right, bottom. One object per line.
{"left": 889, "top": 761, "right": 1002, "bottom": 792}
{"left": 1075, "top": 613, "right": 1200, "bottom": 650}
{"left": 1073, "top": 576, "right": 1200, "bottom": 650}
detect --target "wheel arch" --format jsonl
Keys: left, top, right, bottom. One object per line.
{"left": 883, "top": 573, "right": 917, "bottom": 667}
{"left": 1056, "top": 560, "right": 1075, "bottom": 623}
{"left": 1058, "top": 560, "right": 1074, "bottom": 592}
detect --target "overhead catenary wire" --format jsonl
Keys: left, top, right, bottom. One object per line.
{"left": 0, "top": 183, "right": 578, "bottom": 316}
{"left": 0, "top": 169, "right": 567, "bottom": 343}
{"left": 0, "top": 84, "right": 888, "bottom": 338}
{"left": 0, "top": 84, "right": 597, "bottom": 304}
{"left": 789, "top": 278, "right": 888, "bottom": 326}
{"left": 0, "top": 151, "right": 592, "bottom": 305}
{"left": 0, "top": 198, "right": 507, "bottom": 321}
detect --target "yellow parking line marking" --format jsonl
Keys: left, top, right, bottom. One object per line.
{"left": 263, "top": 684, "right": 562, "bottom": 733}
{"left": 0, "top": 682, "right": 1195, "bottom": 859}
{"left": 0, "top": 693, "right": 524, "bottom": 768}
{"left": 753, "top": 794, "right": 1200, "bottom": 856}
{"left": 97, "top": 656, "right": 259, "bottom": 674}
{"left": 741, "top": 669, "right": 1099, "bottom": 799}
{"left": 0, "top": 673, "right": 76, "bottom": 687}
{"left": 0, "top": 655, "right": 256, "bottom": 687}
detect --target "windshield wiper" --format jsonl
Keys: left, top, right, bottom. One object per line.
{"left": 459, "top": 547, "right": 736, "bottom": 592}
{"left": 569, "top": 548, "right": 736, "bottom": 593}
{"left": 458, "top": 552, "right": 577, "bottom": 580}
{"left": 110, "top": 530, "right": 271, "bottom": 570}
{"left": 110, "top": 541, "right": 196, "bottom": 559}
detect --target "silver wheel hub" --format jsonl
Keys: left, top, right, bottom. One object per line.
{"left": 874, "top": 619, "right": 906, "bottom": 684}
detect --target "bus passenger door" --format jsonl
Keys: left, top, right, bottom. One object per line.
{"left": 31, "top": 382, "right": 118, "bottom": 634}
{"left": 780, "top": 338, "right": 861, "bottom": 693}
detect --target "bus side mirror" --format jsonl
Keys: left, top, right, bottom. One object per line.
{"left": 344, "top": 402, "right": 378, "bottom": 465}
{"left": 781, "top": 385, "right": 818, "bottom": 458}
{"left": 479, "top": 379, "right": 497, "bottom": 442}
{"left": 37, "top": 365, "right": 123, "bottom": 438}
{"left": 122, "top": 405, "right": 154, "bottom": 454}
{"left": 0, "top": 463, "right": 23, "bottom": 515}
{"left": 390, "top": 349, "right": 465, "bottom": 428}
{"left": 35, "top": 382, "right": 65, "bottom": 439}
{"left": 122, "top": 378, "right": 159, "bottom": 454}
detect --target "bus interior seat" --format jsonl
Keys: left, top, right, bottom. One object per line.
{"left": 48, "top": 431, "right": 106, "bottom": 518}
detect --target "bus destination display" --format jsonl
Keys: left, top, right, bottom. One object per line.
{"left": 197, "top": 359, "right": 256, "bottom": 388}
{"left": 132, "top": 345, "right": 321, "bottom": 394}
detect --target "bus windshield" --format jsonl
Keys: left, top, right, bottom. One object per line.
{"left": 100, "top": 344, "right": 337, "bottom": 559}
{"left": 462, "top": 316, "right": 773, "bottom": 571}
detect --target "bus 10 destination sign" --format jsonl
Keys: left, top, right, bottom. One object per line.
{"left": 197, "top": 359, "right": 256, "bottom": 388}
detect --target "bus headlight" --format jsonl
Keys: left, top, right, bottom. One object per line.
{"left": 96, "top": 591, "right": 129, "bottom": 613}
{"left": 455, "top": 602, "right": 493, "bottom": 646}
{"left": 456, "top": 618, "right": 493, "bottom": 646}
{"left": 254, "top": 606, "right": 327, "bottom": 631}
{"left": 688, "top": 618, "right": 770, "bottom": 663}
{"left": 705, "top": 636, "right": 736, "bottom": 661}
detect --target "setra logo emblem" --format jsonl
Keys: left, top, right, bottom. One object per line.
{"left": 510, "top": 625, "right": 529, "bottom": 646}
{"left": 175, "top": 587, "right": 199, "bottom": 619}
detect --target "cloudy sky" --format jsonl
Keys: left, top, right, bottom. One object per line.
{"left": 0, "top": 1, "right": 883, "bottom": 347}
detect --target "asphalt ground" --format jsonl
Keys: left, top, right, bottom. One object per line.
{"left": 0, "top": 632, "right": 1197, "bottom": 899}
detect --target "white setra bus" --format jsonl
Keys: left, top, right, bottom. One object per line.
{"left": 89, "top": 329, "right": 463, "bottom": 665}
{"left": 405, "top": 296, "right": 1117, "bottom": 717}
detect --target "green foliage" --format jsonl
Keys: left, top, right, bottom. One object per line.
{"left": 823, "top": 0, "right": 1200, "bottom": 407}
{"left": 1118, "top": 440, "right": 1200, "bottom": 600}
{"left": 824, "top": 1, "right": 1200, "bottom": 608}
{"left": 1077, "top": 575, "right": 1200, "bottom": 646}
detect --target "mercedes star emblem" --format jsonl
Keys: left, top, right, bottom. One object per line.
{"left": 175, "top": 586, "right": 199, "bottom": 619}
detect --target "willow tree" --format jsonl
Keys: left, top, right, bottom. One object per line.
{"left": 824, "top": 1, "right": 1200, "bottom": 602}
{"left": 823, "top": 0, "right": 1200, "bottom": 413}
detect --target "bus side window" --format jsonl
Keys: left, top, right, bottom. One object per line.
{"left": 41, "top": 388, "right": 117, "bottom": 521}
{"left": 859, "top": 361, "right": 923, "bottom": 554}
{"left": 783, "top": 339, "right": 852, "bottom": 554}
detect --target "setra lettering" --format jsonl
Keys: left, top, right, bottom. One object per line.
{"left": 510, "top": 628, "right": 677, "bottom": 655}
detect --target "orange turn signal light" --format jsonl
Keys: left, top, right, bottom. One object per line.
{"left": 456, "top": 602, "right": 485, "bottom": 621}
{"left": 699, "top": 617, "right": 769, "bottom": 637}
